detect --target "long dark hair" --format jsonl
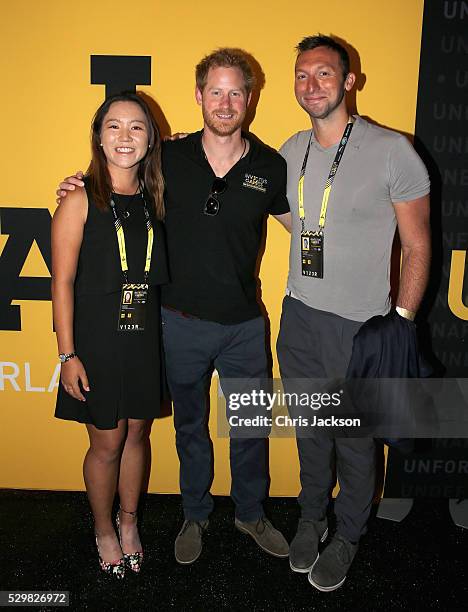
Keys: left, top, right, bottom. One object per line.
{"left": 86, "top": 92, "right": 165, "bottom": 219}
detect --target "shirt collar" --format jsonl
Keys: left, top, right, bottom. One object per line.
{"left": 194, "top": 130, "right": 257, "bottom": 167}
{"left": 310, "top": 114, "right": 367, "bottom": 151}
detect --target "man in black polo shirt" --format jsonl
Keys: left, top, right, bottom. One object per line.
{"left": 56, "top": 48, "right": 291, "bottom": 565}
{"left": 161, "top": 48, "right": 290, "bottom": 564}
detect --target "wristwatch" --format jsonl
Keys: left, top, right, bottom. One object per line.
{"left": 59, "top": 352, "right": 77, "bottom": 363}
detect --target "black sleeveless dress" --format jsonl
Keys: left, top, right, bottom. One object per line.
{"left": 55, "top": 178, "right": 169, "bottom": 429}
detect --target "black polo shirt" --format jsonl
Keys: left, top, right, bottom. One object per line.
{"left": 161, "top": 131, "right": 289, "bottom": 324}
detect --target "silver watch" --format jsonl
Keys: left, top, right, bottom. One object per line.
{"left": 59, "top": 352, "right": 77, "bottom": 363}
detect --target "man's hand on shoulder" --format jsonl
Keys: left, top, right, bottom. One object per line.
{"left": 164, "top": 132, "right": 189, "bottom": 142}
{"left": 56, "top": 170, "right": 85, "bottom": 205}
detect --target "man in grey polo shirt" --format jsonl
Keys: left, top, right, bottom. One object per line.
{"left": 277, "top": 35, "right": 430, "bottom": 591}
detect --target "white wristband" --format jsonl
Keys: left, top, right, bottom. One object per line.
{"left": 396, "top": 306, "right": 416, "bottom": 321}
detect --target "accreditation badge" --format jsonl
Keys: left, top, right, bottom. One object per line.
{"left": 301, "top": 231, "right": 324, "bottom": 278}
{"left": 118, "top": 283, "right": 148, "bottom": 331}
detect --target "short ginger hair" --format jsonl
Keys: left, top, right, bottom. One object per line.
{"left": 195, "top": 48, "right": 256, "bottom": 94}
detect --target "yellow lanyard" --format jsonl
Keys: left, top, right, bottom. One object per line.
{"left": 110, "top": 190, "right": 154, "bottom": 283}
{"left": 298, "top": 120, "right": 354, "bottom": 232}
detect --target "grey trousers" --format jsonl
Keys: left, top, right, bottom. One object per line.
{"left": 277, "top": 295, "right": 376, "bottom": 542}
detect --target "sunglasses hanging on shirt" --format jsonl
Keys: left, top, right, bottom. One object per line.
{"left": 204, "top": 178, "right": 228, "bottom": 216}
{"left": 201, "top": 134, "right": 246, "bottom": 216}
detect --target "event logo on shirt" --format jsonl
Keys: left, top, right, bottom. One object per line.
{"left": 242, "top": 174, "right": 268, "bottom": 193}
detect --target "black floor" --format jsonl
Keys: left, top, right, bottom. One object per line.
{"left": 1, "top": 490, "right": 467, "bottom": 611}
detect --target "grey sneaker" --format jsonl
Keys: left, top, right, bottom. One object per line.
{"left": 289, "top": 517, "right": 328, "bottom": 573}
{"left": 174, "top": 520, "right": 209, "bottom": 565}
{"left": 235, "top": 517, "right": 289, "bottom": 558}
{"left": 308, "top": 533, "right": 358, "bottom": 591}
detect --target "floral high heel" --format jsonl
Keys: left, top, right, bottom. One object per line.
{"left": 95, "top": 534, "right": 126, "bottom": 579}
{"left": 116, "top": 507, "right": 144, "bottom": 573}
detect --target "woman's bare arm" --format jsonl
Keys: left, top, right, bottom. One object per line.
{"left": 51, "top": 187, "right": 89, "bottom": 401}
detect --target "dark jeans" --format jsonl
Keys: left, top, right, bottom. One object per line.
{"left": 161, "top": 307, "right": 269, "bottom": 522}
{"left": 277, "top": 295, "right": 376, "bottom": 542}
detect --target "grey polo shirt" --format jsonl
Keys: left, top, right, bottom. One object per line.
{"left": 279, "top": 116, "right": 430, "bottom": 322}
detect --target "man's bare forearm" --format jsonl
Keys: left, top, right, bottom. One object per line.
{"left": 396, "top": 242, "right": 431, "bottom": 313}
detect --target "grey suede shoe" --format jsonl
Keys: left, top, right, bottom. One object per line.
{"left": 174, "top": 520, "right": 209, "bottom": 565}
{"left": 289, "top": 517, "right": 328, "bottom": 573}
{"left": 308, "top": 533, "right": 358, "bottom": 591}
{"left": 235, "top": 517, "right": 289, "bottom": 558}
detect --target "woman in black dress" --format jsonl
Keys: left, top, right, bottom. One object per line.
{"left": 52, "top": 92, "right": 167, "bottom": 578}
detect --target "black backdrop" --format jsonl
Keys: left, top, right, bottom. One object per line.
{"left": 384, "top": 0, "right": 468, "bottom": 500}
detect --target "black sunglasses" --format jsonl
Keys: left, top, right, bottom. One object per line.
{"left": 204, "top": 177, "right": 227, "bottom": 216}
